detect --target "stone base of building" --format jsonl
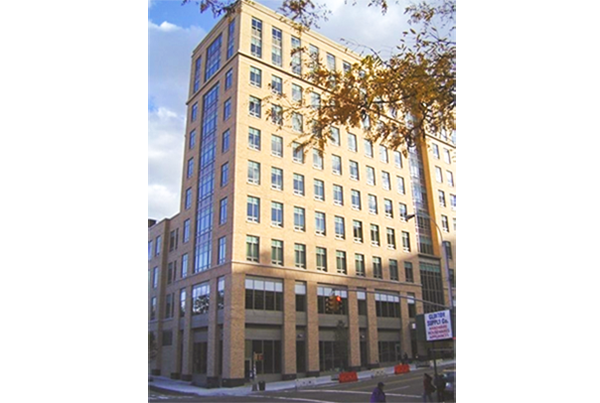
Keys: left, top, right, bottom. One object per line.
{"left": 180, "top": 374, "right": 192, "bottom": 382}
{"left": 282, "top": 373, "right": 297, "bottom": 381}
{"left": 206, "top": 377, "right": 220, "bottom": 388}
{"left": 170, "top": 373, "right": 180, "bottom": 380}
{"left": 221, "top": 378, "right": 245, "bottom": 388}
{"left": 150, "top": 369, "right": 161, "bottom": 376}
{"left": 366, "top": 363, "right": 380, "bottom": 369}
{"left": 348, "top": 366, "right": 361, "bottom": 372}
{"left": 306, "top": 371, "right": 320, "bottom": 377}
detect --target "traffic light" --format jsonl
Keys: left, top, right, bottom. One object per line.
{"left": 334, "top": 295, "right": 342, "bottom": 314}
{"left": 326, "top": 295, "right": 334, "bottom": 313}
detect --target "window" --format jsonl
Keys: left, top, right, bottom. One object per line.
{"left": 386, "top": 228, "right": 396, "bottom": 249}
{"left": 313, "top": 149, "right": 323, "bottom": 169}
{"left": 183, "top": 219, "right": 190, "bottom": 243}
{"left": 441, "top": 215, "right": 449, "bottom": 232}
{"left": 187, "top": 157, "right": 194, "bottom": 178}
{"left": 447, "top": 171, "right": 454, "bottom": 187}
{"left": 205, "top": 34, "right": 222, "bottom": 82}
{"left": 348, "top": 133, "right": 357, "bottom": 152}
{"left": 370, "top": 224, "right": 380, "bottom": 246}
{"left": 271, "top": 27, "right": 282, "bottom": 66}
{"left": 384, "top": 199, "right": 393, "bottom": 218}
{"left": 309, "top": 44, "right": 319, "bottom": 71}
{"left": 333, "top": 184, "right": 343, "bottom": 206}
{"left": 292, "top": 84, "right": 303, "bottom": 103}
{"left": 271, "top": 239, "right": 284, "bottom": 265}
{"left": 353, "top": 220, "right": 363, "bottom": 243}
{"left": 220, "top": 162, "right": 229, "bottom": 187}
{"left": 405, "top": 262, "right": 414, "bottom": 283}
{"left": 316, "top": 247, "right": 327, "bottom": 271}
{"left": 292, "top": 142, "right": 304, "bottom": 163}
{"left": 364, "top": 140, "right": 373, "bottom": 158}
{"left": 439, "top": 190, "right": 446, "bottom": 207}
{"left": 225, "top": 68, "right": 233, "bottom": 90}
{"left": 326, "top": 52, "right": 335, "bottom": 70}
{"left": 295, "top": 282, "right": 306, "bottom": 312}
{"left": 444, "top": 148, "right": 452, "bottom": 164}
{"left": 294, "top": 206, "right": 306, "bottom": 231}
{"left": 219, "top": 197, "right": 227, "bottom": 225}
{"left": 250, "top": 66, "right": 262, "bottom": 87}
{"left": 179, "top": 288, "right": 187, "bottom": 317}
{"left": 407, "top": 293, "right": 416, "bottom": 318}
{"left": 349, "top": 160, "right": 359, "bottom": 180}
{"left": 217, "top": 236, "right": 226, "bottom": 264}
{"left": 450, "top": 194, "right": 456, "bottom": 210}
{"left": 246, "top": 235, "right": 259, "bottom": 262}
{"left": 152, "top": 267, "right": 158, "bottom": 288}
{"left": 248, "top": 161, "right": 260, "bottom": 184}
{"left": 217, "top": 277, "right": 225, "bottom": 310}
{"left": 150, "top": 297, "right": 157, "bottom": 320}
{"left": 444, "top": 241, "right": 453, "bottom": 260}
{"left": 185, "top": 188, "right": 192, "bottom": 210}
{"left": 314, "top": 179, "right": 325, "bottom": 201}
{"left": 382, "top": 171, "right": 391, "bottom": 190}
{"left": 181, "top": 254, "right": 188, "bottom": 278}
{"left": 379, "top": 145, "right": 389, "bottom": 163}
{"left": 293, "top": 173, "right": 305, "bottom": 196}
{"left": 223, "top": 98, "right": 232, "bottom": 120}
{"left": 453, "top": 217, "right": 457, "bottom": 231}
{"left": 189, "top": 129, "right": 196, "bottom": 149}
{"left": 271, "top": 75, "right": 282, "bottom": 95}
{"left": 402, "top": 231, "right": 411, "bottom": 252}
{"left": 389, "top": 259, "right": 399, "bottom": 281}
{"left": 373, "top": 257, "right": 383, "bottom": 279}
{"left": 355, "top": 254, "right": 365, "bottom": 277}
{"left": 343, "top": 61, "right": 351, "bottom": 73}
{"left": 399, "top": 203, "right": 408, "bottom": 220}
{"left": 148, "top": 240, "right": 152, "bottom": 261}
{"left": 315, "top": 212, "right": 326, "bottom": 235}
{"left": 368, "top": 194, "right": 378, "bottom": 214}
{"left": 435, "top": 166, "right": 443, "bottom": 183}
{"left": 271, "top": 202, "right": 283, "bottom": 227}
{"left": 271, "top": 135, "right": 283, "bottom": 158}
{"left": 271, "top": 167, "right": 283, "bottom": 190}
{"left": 249, "top": 96, "right": 261, "bottom": 118}
{"left": 192, "top": 282, "right": 210, "bottom": 315}
{"left": 351, "top": 190, "right": 361, "bottom": 210}
{"left": 227, "top": 18, "right": 235, "bottom": 59}
{"left": 193, "top": 56, "right": 202, "bottom": 93}
{"left": 375, "top": 292, "right": 400, "bottom": 318}
{"left": 155, "top": 235, "right": 161, "bottom": 256}
{"left": 432, "top": 143, "right": 440, "bottom": 159}
{"left": 394, "top": 151, "right": 402, "bottom": 168}
{"left": 332, "top": 155, "right": 342, "bottom": 175}
{"left": 295, "top": 244, "right": 306, "bottom": 268}
{"left": 396, "top": 176, "right": 406, "bottom": 194}
{"left": 330, "top": 127, "right": 340, "bottom": 146}
{"left": 336, "top": 251, "right": 347, "bottom": 274}
{"left": 191, "top": 102, "right": 198, "bottom": 122}
{"left": 222, "top": 129, "right": 230, "bottom": 153}
{"left": 245, "top": 277, "right": 283, "bottom": 311}
{"left": 271, "top": 104, "right": 283, "bottom": 125}
{"left": 334, "top": 216, "right": 345, "bottom": 239}
{"left": 292, "top": 112, "right": 303, "bottom": 132}
{"left": 247, "top": 196, "right": 260, "bottom": 223}
{"left": 357, "top": 290, "right": 367, "bottom": 315}
{"left": 251, "top": 18, "right": 262, "bottom": 58}
{"left": 291, "top": 36, "right": 302, "bottom": 75}
{"left": 366, "top": 166, "right": 376, "bottom": 185}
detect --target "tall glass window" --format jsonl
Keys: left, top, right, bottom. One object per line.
{"left": 316, "top": 247, "right": 327, "bottom": 271}
{"left": 247, "top": 196, "right": 260, "bottom": 222}
{"left": 294, "top": 207, "right": 306, "bottom": 231}
{"left": 291, "top": 36, "right": 301, "bottom": 75}
{"left": 251, "top": 18, "right": 262, "bottom": 58}
{"left": 271, "top": 239, "right": 284, "bottom": 265}
{"left": 192, "top": 282, "right": 210, "bottom": 315}
{"left": 227, "top": 18, "right": 235, "bottom": 59}
{"left": 295, "top": 243, "right": 306, "bottom": 268}
{"left": 204, "top": 35, "right": 222, "bottom": 82}
{"left": 193, "top": 56, "right": 202, "bottom": 93}
{"left": 246, "top": 235, "right": 259, "bottom": 262}
{"left": 272, "top": 27, "right": 283, "bottom": 66}
{"left": 271, "top": 167, "right": 283, "bottom": 190}
{"left": 271, "top": 202, "right": 283, "bottom": 227}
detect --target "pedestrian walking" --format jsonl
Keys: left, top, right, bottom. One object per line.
{"left": 370, "top": 381, "right": 386, "bottom": 402}
{"left": 434, "top": 373, "right": 446, "bottom": 402}
{"left": 403, "top": 352, "right": 409, "bottom": 364}
{"left": 422, "top": 373, "right": 436, "bottom": 402}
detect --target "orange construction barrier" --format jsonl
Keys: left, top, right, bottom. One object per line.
{"left": 338, "top": 371, "right": 358, "bottom": 383}
{"left": 394, "top": 364, "right": 410, "bottom": 374}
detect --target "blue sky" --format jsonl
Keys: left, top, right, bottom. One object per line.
{"left": 148, "top": 0, "right": 414, "bottom": 220}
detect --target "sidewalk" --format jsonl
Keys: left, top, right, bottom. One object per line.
{"left": 148, "top": 359, "right": 456, "bottom": 397}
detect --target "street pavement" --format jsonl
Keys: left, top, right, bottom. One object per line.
{"left": 149, "top": 360, "right": 455, "bottom": 402}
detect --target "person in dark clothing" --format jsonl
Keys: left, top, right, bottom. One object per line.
{"left": 423, "top": 373, "right": 436, "bottom": 402}
{"left": 402, "top": 352, "right": 409, "bottom": 364}
{"left": 434, "top": 374, "right": 446, "bottom": 402}
{"left": 370, "top": 382, "right": 386, "bottom": 402}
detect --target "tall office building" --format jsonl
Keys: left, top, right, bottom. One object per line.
{"left": 148, "top": 0, "right": 456, "bottom": 387}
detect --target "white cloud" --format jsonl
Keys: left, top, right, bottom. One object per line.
{"left": 148, "top": 20, "right": 206, "bottom": 220}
